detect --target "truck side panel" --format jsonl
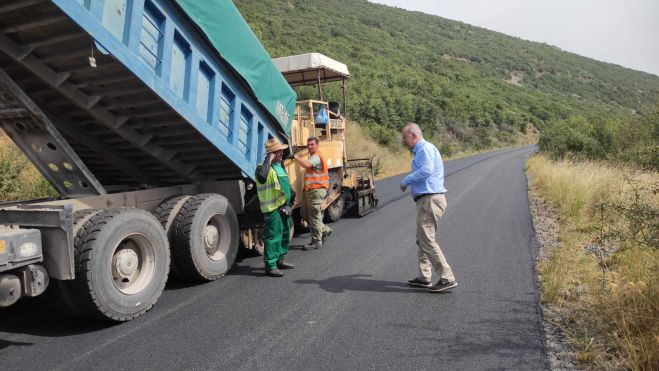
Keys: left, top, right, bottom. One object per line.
{"left": 51, "top": 0, "right": 278, "bottom": 180}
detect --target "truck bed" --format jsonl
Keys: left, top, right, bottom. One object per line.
{"left": 0, "top": 0, "right": 287, "bottom": 193}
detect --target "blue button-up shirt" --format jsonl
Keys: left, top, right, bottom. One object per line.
{"left": 401, "top": 139, "right": 447, "bottom": 197}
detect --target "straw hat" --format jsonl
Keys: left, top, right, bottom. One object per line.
{"left": 265, "top": 138, "right": 288, "bottom": 153}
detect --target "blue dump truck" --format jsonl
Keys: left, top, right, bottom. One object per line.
{"left": 0, "top": 0, "right": 313, "bottom": 321}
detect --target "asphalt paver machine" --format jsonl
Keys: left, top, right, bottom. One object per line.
{"left": 275, "top": 53, "right": 378, "bottom": 220}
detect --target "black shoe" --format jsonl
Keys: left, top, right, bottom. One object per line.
{"left": 322, "top": 229, "right": 332, "bottom": 243}
{"left": 407, "top": 277, "right": 432, "bottom": 288}
{"left": 277, "top": 260, "right": 295, "bottom": 269}
{"left": 265, "top": 268, "right": 284, "bottom": 277}
{"left": 427, "top": 280, "right": 458, "bottom": 293}
{"left": 303, "top": 242, "right": 321, "bottom": 251}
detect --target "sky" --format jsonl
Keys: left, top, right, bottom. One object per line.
{"left": 369, "top": 0, "right": 659, "bottom": 76}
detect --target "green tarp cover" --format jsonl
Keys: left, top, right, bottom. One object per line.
{"left": 175, "top": 0, "right": 296, "bottom": 135}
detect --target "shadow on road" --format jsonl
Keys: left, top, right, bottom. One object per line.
{"left": 294, "top": 274, "right": 429, "bottom": 294}
{"left": 287, "top": 243, "right": 307, "bottom": 251}
{"left": 0, "top": 339, "right": 33, "bottom": 350}
{"left": 227, "top": 262, "right": 266, "bottom": 277}
{"left": 0, "top": 297, "right": 112, "bottom": 338}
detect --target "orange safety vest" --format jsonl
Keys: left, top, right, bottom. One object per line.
{"left": 304, "top": 151, "right": 330, "bottom": 190}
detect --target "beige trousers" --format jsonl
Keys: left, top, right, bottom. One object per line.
{"left": 416, "top": 193, "right": 455, "bottom": 282}
{"left": 305, "top": 188, "right": 332, "bottom": 245}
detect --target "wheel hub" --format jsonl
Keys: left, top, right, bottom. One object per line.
{"left": 203, "top": 215, "right": 228, "bottom": 261}
{"left": 110, "top": 233, "right": 156, "bottom": 296}
{"left": 204, "top": 224, "right": 219, "bottom": 251}
{"left": 113, "top": 248, "right": 139, "bottom": 278}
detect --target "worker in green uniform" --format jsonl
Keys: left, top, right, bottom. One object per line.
{"left": 255, "top": 138, "right": 295, "bottom": 277}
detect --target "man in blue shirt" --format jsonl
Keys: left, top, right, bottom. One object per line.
{"left": 400, "top": 123, "right": 457, "bottom": 293}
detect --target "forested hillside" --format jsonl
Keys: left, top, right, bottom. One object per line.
{"left": 235, "top": 0, "right": 659, "bottom": 150}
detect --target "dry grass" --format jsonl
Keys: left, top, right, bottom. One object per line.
{"left": 0, "top": 129, "right": 10, "bottom": 146}
{"left": 345, "top": 123, "right": 412, "bottom": 179}
{"left": 526, "top": 155, "right": 658, "bottom": 370}
{"left": 0, "top": 129, "right": 56, "bottom": 202}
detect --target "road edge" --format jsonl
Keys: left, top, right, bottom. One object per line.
{"left": 527, "top": 173, "right": 579, "bottom": 371}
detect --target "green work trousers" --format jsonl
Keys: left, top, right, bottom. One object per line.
{"left": 263, "top": 210, "right": 290, "bottom": 270}
{"left": 305, "top": 188, "right": 332, "bottom": 245}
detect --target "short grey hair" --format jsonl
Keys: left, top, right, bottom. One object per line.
{"left": 404, "top": 122, "right": 423, "bottom": 137}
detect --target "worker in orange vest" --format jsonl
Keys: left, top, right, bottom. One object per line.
{"left": 293, "top": 136, "right": 333, "bottom": 250}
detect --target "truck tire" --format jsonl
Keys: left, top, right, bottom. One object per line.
{"left": 45, "top": 208, "right": 102, "bottom": 317}
{"left": 66, "top": 208, "right": 170, "bottom": 321}
{"left": 170, "top": 194, "right": 239, "bottom": 281}
{"left": 324, "top": 171, "right": 344, "bottom": 223}
{"left": 154, "top": 195, "right": 191, "bottom": 235}
{"left": 153, "top": 195, "right": 191, "bottom": 279}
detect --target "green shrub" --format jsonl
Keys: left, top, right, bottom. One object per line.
{"left": 439, "top": 143, "right": 454, "bottom": 158}
{"left": 518, "top": 120, "right": 528, "bottom": 135}
{"left": 469, "top": 127, "right": 493, "bottom": 150}
{"left": 618, "top": 104, "right": 659, "bottom": 170}
{"left": 365, "top": 124, "right": 398, "bottom": 148}
{"left": 539, "top": 104, "right": 658, "bottom": 170}
{"left": 539, "top": 116, "right": 599, "bottom": 159}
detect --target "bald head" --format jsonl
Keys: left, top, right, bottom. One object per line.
{"left": 403, "top": 122, "right": 423, "bottom": 137}
{"left": 402, "top": 122, "right": 423, "bottom": 150}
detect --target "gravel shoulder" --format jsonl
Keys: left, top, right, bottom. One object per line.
{"left": 528, "top": 182, "right": 579, "bottom": 371}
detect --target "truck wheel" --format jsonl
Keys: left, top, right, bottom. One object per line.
{"left": 170, "top": 194, "right": 239, "bottom": 281}
{"left": 67, "top": 208, "right": 170, "bottom": 321}
{"left": 325, "top": 196, "right": 344, "bottom": 223}
{"left": 324, "top": 172, "right": 344, "bottom": 223}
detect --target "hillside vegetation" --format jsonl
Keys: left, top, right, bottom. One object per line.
{"left": 540, "top": 103, "right": 659, "bottom": 170}
{"left": 235, "top": 0, "right": 659, "bottom": 151}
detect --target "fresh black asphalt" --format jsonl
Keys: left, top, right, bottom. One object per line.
{"left": 0, "top": 146, "right": 549, "bottom": 370}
